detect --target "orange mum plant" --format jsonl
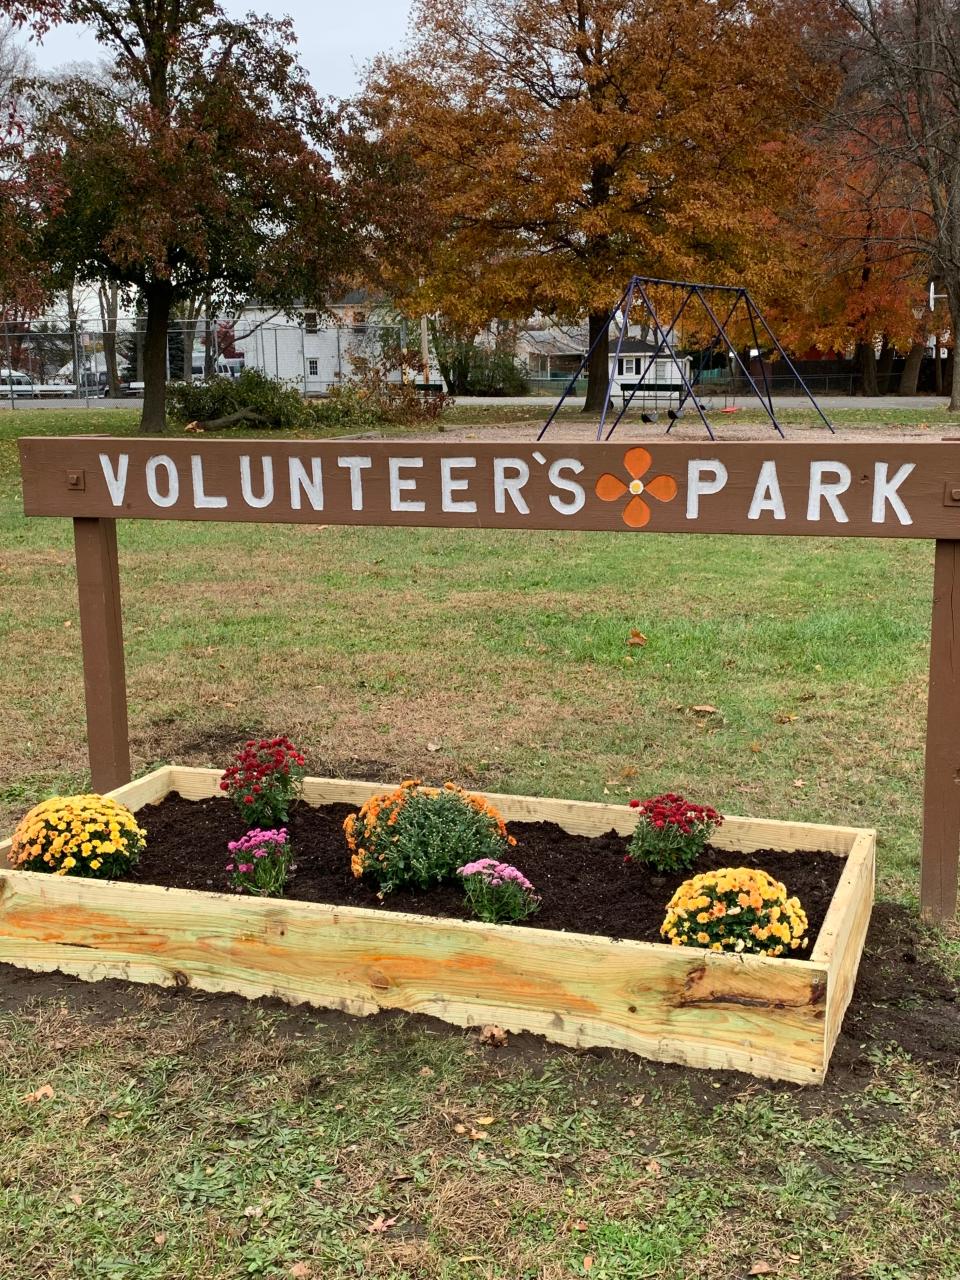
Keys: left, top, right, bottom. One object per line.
{"left": 10, "top": 794, "right": 146, "bottom": 879}
{"left": 661, "top": 867, "right": 809, "bottom": 957}
{"left": 344, "top": 779, "right": 516, "bottom": 895}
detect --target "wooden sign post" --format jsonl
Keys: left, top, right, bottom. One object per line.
{"left": 18, "top": 436, "right": 960, "bottom": 921}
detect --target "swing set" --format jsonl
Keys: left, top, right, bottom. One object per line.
{"left": 538, "top": 277, "right": 834, "bottom": 442}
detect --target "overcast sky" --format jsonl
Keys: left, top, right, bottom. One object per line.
{"left": 25, "top": 2, "right": 415, "bottom": 99}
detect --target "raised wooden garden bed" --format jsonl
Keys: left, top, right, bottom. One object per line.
{"left": 0, "top": 766, "right": 875, "bottom": 1084}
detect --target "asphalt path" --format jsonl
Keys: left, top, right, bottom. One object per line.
{"left": 0, "top": 393, "right": 953, "bottom": 412}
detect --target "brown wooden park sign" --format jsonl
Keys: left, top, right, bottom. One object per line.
{"left": 18, "top": 435, "right": 960, "bottom": 921}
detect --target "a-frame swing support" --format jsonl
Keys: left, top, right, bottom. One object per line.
{"left": 539, "top": 276, "right": 835, "bottom": 441}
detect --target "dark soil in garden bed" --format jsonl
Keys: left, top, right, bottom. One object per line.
{"left": 131, "top": 793, "right": 844, "bottom": 951}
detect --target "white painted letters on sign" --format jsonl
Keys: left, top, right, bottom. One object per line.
{"left": 192, "top": 455, "right": 227, "bottom": 509}
{"left": 686, "top": 460, "right": 728, "bottom": 518}
{"left": 99, "top": 453, "right": 129, "bottom": 507}
{"left": 146, "top": 455, "right": 179, "bottom": 508}
{"left": 441, "top": 456, "right": 478, "bottom": 513}
{"left": 493, "top": 458, "right": 531, "bottom": 514}
{"left": 240, "top": 456, "right": 275, "bottom": 509}
{"left": 338, "top": 456, "right": 372, "bottom": 511}
{"left": 748, "top": 460, "right": 786, "bottom": 521}
{"left": 548, "top": 459, "right": 586, "bottom": 515}
{"left": 289, "top": 457, "right": 324, "bottom": 511}
{"left": 78, "top": 446, "right": 933, "bottom": 532}
{"left": 807, "top": 462, "right": 850, "bottom": 523}
{"left": 389, "top": 457, "right": 425, "bottom": 512}
{"left": 872, "top": 462, "right": 914, "bottom": 525}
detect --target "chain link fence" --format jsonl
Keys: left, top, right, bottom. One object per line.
{"left": 0, "top": 317, "right": 415, "bottom": 405}
{"left": 4, "top": 318, "right": 895, "bottom": 407}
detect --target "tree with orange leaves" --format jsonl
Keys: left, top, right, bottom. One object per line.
{"left": 774, "top": 124, "right": 932, "bottom": 395}
{"left": 344, "top": 0, "right": 836, "bottom": 409}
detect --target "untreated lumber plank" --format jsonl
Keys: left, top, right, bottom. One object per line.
{"left": 0, "top": 867, "right": 830, "bottom": 1083}
{"left": 814, "top": 830, "right": 876, "bottom": 1056}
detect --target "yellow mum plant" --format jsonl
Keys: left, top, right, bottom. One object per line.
{"left": 344, "top": 779, "right": 516, "bottom": 895}
{"left": 661, "top": 867, "right": 809, "bottom": 957}
{"left": 10, "top": 794, "right": 146, "bottom": 879}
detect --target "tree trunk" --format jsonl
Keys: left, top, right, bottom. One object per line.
{"left": 898, "top": 342, "right": 925, "bottom": 395}
{"left": 583, "top": 311, "right": 610, "bottom": 412}
{"left": 204, "top": 305, "right": 215, "bottom": 379}
{"left": 877, "top": 337, "right": 895, "bottom": 394}
{"left": 195, "top": 408, "right": 267, "bottom": 430}
{"left": 66, "top": 284, "right": 81, "bottom": 395}
{"left": 141, "top": 280, "right": 173, "bottom": 432}
{"left": 855, "top": 341, "right": 879, "bottom": 396}
{"left": 98, "top": 283, "right": 121, "bottom": 397}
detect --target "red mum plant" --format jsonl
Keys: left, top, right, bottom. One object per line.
{"left": 220, "top": 737, "right": 307, "bottom": 826}
{"left": 625, "top": 792, "right": 723, "bottom": 875}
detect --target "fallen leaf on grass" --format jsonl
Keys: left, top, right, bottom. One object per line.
{"left": 68, "top": 1194, "right": 83, "bottom": 1207}
{"left": 153, "top": 1233, "right": 167, "bottom": 1247}
{"left": 775, "top": 713, "right": 797, "bottom": 724}
{"left": 243, "top": 1205, "right": 263, "bottom": 1219}
{"left": 627, "top": 630, "right": 647, "bottom": 647}
{"left": 366, "top": 1215, "right": 398, "bottom": 1234}
{"left": 793, "top": 778, "right": 806, "bottom": 789}
{"left": 288, "top": 1264, "right": 311, "bottom": 1278}
{"left": 426, "top": 741, "right": 442, "bottom": 752}
{"left": 475, "top": 1115, "right": 495, "bottom": 1125}
{"left": 418, "top": 1066, "right": 434, "bottom": 1077}
{"left": 479, "top": 1024, "right": 508, "bottom": 1047}
{"left": 645, "top": 1158, "right": 662, "bottom": 1176}
{"left": 583, "top": 1257, "right": 594, "bottom": 1272}
{"left": 22, "top": 1084, "right": 55, "bottom": 1103}
{"left": 749, "top": 741, "right": 762, "bottom": 753}
{"left": 691, "top": 704, "right": 719, "bottom": 715}
{"left": 748, "top": 1264, "right": 775, "bottom": 1276}
{"left": 563, "top": 1218, "right": 589, "bottom": 1233}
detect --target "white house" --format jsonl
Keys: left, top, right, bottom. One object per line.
{"left": 609, "top": 334, "right": 692, "bottom": 404}
{"left": 227, "top": 292, "right": 442, "bottom": 394}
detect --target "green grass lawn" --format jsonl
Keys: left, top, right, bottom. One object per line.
{"left": 1, "top": 408, "right": 959, "bottom": 1279}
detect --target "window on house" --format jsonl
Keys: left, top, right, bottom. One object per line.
{"left": 623, "top": 357, "right": 635, "bottom": 376}
{"left": 308, "top": 358, "right": 319, "bottom": 377}
{"left": 303, "top": 311, "right": 319, "bottom": 334}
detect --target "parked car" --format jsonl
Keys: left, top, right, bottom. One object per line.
{"left": 0, "top": 369, "right": 37, "bottom": 397}
{"left": 98, "top": 372, "right": 144, "bottom": 398}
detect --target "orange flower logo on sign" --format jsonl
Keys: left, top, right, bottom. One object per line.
{"left": 595, "top": 448, "right": 678, "bottom": 528}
